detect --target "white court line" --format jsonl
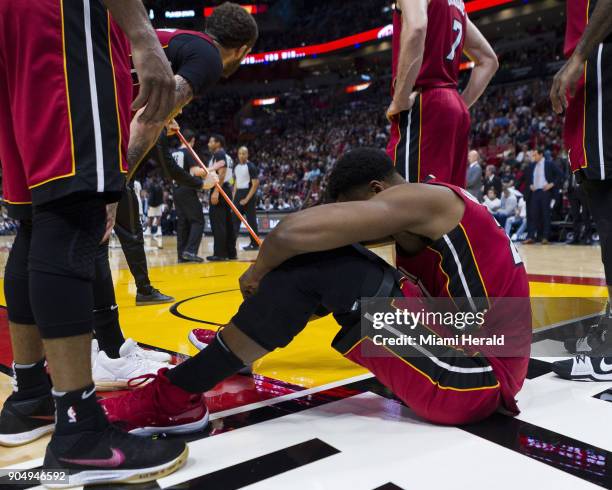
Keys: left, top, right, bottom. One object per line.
{"left": 209, "top": 372, "right": 375, "bottom": 421}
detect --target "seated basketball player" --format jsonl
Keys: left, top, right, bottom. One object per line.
{"left": 100, "top": 148, "right": 531, "bottom": 432}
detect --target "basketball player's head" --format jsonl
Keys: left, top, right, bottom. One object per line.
{"left": 208, "top": 134, "right": 225, "bottom": 152}
{"left": 206, "top": 2, "right": 259, "bottom": 77}
{"left": 327, "top": 148, "right": 404, "bottom": 202}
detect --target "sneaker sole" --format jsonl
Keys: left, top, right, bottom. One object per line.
{"left": 129, "top": 409, "right": 210, "bottom": 436}
{"left": 135, "top": 299, "right": 175, "bottom": 306}
{"left": 44, "top": 445, "right": 189, "bottom": 489}
{"left": 0, "top": 423, "right": 55, "bottom": 447}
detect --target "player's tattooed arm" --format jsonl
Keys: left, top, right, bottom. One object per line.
{"left": 125, "top": 75, "right": 194, "bottom": 178}
{"left": 461, "top": 19, "right": 498, "bottom": 109}
{"left": 551, "top": 0, "right": 612, "bottom": 113}
{"left": 250, "top": 184, "right": 465, "bottom": 281}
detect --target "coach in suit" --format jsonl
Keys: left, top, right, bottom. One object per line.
{"left": 466, "top": 150, "right": 483, "bottom": 201}
{"left": 523, "top": 148, "right": 563, "bottom": 244}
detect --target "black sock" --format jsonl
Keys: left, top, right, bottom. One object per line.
{"left": 166, "top": 334, "right": 245, "bottom": 393}
{"left": 93, "top": 305, "right": 124, "bottom": 359}
{"left": 53, "top": 384, "right": 107, "bottom": 435}
{"left": 11, "top": 359, "right": 51, "bottom": 400}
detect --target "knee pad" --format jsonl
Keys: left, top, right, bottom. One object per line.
{"left": 29, "top": 195, "right": 106, "bottom": 280}
{"left": 4, "top": 220, "right": 35, "bottom": 324}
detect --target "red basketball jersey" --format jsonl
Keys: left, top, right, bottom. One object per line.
{"left": 396, "top": 181, "right": 531, "bottom": 414}
{"left": 564, "top": 0, "right": 589, "bottom": 58}
{"left": 391, "top": 0, "right": 467, "bottom": 93}
{"left": 155, "top": 28, "right": 215, "bottom": 50}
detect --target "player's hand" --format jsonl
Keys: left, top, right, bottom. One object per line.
{"left": 386, "top": 91, "right": 419, "bottom": 121}
{"left": 202, "top": 172, "right": 219, "bottom": 190}
{"left": 239, "top": 264, "right": 261, "bottom": 299}
{"left": 101, "top": 203, "right": 118, "bottom": 244}
{"left": 131, "top": 36, "right": 175, "bottom": 124}
{"left": 239, "top": 198, "right": 248, "bottom": 206}
{"left": 211, "top": 191, "right": 220, "bottom": 205}
{"left": 166, "top": 119, "right": 180, "bottom": 136}
{"left": 191, "top": 166, "right": 207, "bottom": 178}
{"left": 550, "top": 54, "right": 585, "bottom": 114}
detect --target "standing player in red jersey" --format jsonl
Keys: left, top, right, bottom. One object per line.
{"left": 387, "top": 0, "right": 498, "bottom": 187}
{"left": 549, "top": 0, "right": 612, "bottom": 381}
{"left": 0, "top": 0, "right": 190, "bottom": 484}
{"left": 100, "top": 148, "right": 531, "bottom": 432}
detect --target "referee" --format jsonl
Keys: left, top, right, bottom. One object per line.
{"left": 233, "top": 146, "right": 260, "bottom": 251}
{"left": 207, "top": 134, "right": 237, "bottom": 261}
{"left": 172, "top": 129, "right": 206, "bottom": 262}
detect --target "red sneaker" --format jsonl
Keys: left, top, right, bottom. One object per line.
{"left": 188, "top": 329, "right": 217, "bottom": 351}
{"left": 100, "top": 368, "right": 209, "bottom": 436}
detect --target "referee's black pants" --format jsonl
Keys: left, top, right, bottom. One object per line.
{"left": 114, "top": 185, "right": 152, "bottom": 294}
{"left": 233, "top": 188, "right": 259, "bottom": 247}
{"left": 210, "top": 186, "right": 237, "bottom": 259}
{"left": 581, "top": 177, "right": 612, "bottom": 286}
{"left": 175, "top": 186, "right": 204, "bottom": 258}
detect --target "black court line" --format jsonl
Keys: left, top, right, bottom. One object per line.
{"left": 174, "top": 439, "right": 339, "bottom": 489}
{"left": 373, "top": 484, "right": 405, "bottom": 490}
{"left": 526, "top": 358, "right": 554, "bottom": 379}
{"left": 594, "top": 389, "right": 612, "bottom": 403}
{"left": 168, "top": 290, "right": 238, "bottom": 327}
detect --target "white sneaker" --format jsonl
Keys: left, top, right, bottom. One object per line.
{"left": 93, "top": 339, "right": 172, "bottom": 391}
{"left": 124, "top": 338, "right": 172, "bottom": 363}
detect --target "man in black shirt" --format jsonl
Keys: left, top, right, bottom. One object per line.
{"left": 207, "top": 134, "right": 237, "bottom": 261}
{"left": 172, "top": 129, "right": 206, "bottom": 262}
{"left": 233, "top": 146, "right": 260, "bottom": 251}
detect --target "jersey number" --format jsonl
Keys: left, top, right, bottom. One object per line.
{"left": 446, "top": 19, "right": 463, "bottom": 61}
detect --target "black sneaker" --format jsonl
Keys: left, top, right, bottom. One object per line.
{"left": 206, "top": 255, "right": 229, "bottom": 262}
{"left": 552, "top": 355, "right": 612, "bottom": 382}
{"left": 136, "top": 288, "right": 175, "bottom": 306}
{"left": 564, "top": 313, "right": 612, "bottom": 354}
{"left": 43, "top": 425, "right": 188, "bottom": 488}
{"left": 0, "top": 392, "right": 55, "bottom": 446}
{"left": 181, "top": 252, "right": 204, "bottom": 263}
{"left": 242, "top": 244, "right": 259, "bottom": 251}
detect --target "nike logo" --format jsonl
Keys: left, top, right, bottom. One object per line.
{"left": 60, "top": 448, "right": 125, "bottom": 468}
{"left": 82, "top": 387, "right": 96, "bottom": 400}
{"left": 600, "top": 359, "right": 612, "bottom": 372}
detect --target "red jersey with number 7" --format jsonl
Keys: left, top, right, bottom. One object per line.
{"left": 391, "top": 0, "right": 467, "bottom": 94}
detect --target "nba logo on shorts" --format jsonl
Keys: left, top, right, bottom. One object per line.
{"left": 67, "top": 406, "right": 77, "bottom": 424}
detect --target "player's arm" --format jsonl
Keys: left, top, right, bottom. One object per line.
{"left": 551, "top": 0, "right": 612, "bottom": 113}
{"left": 102, "top": 0, "right": 174, "bottom": 124}
{"left": 387, "top": 0, "right": 428, "bottom": 119}
{"left": 243, "top": 185, "right": 464, "bottom": 292}
{"left": 461, "top": 19, "right": 498, "bottom": 109}
{"left": 211, "top": 157, "right": 227, "bottom": 205}
{"left": 126, "top": 75, "right": 194, "bottom": 176}
{"left": 242, "top": 164, "right": 260, "bottom": 204}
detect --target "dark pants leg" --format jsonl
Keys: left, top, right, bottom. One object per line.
{"left": 176, "top": 212, "right": 188, "bottom": 259}
{"left": 582, "top": 179, "right": 612, "bottom": 285}
{"left": 233, "top": 189, "right": 259, "bottom": 247}
{"left": 183, "top": 194, "right": 204, "bottom": 256}
{"left": 210, "top": 203, "right": 226, "bottom": 257}
{"left": 114, "top": 186, "right": 151, "bottom": 293}
{"left": 92, "top": 241, "right": 124, "bottom": 357}
{"left": 541, "top": 190, "right": 552, "bottom": 240}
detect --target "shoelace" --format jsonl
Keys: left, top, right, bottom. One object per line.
{"left": 127, "top": 373, "right": 157, "bottom": 389}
